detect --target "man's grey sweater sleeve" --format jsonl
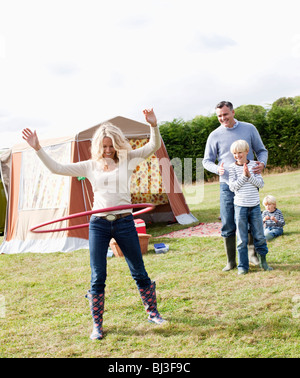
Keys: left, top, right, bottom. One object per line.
{"left": 252, "top": 127, "right": 268, "bottom": 166}
{"left": 202, "top": 135, "right": 219, "bottom": 175}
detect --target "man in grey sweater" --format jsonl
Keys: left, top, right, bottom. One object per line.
{"left": 202, "top": 101, "right": 268, "bottom": 271}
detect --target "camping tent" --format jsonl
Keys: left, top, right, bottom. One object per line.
{"left": 0, "top": 116, "right": 197, "bottom": 254}
{"left": 0, "top": 179, "right": 6, "bottom": 235}
{"left": 0, "top": 149, "right": 9, "bottom": 236}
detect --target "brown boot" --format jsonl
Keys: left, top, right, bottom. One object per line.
{"left": 248, "top": 233, "right": 259, "bottom": 266}
{"left": 258, "top": 254, "right": 273, "bottom": 271}
{"left": 222, "top": 235, "right": 237, "bottom": 271}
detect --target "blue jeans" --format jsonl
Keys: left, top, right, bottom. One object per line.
{"left": 220, "top": 183, "right": 236, "bottom": 238}
{"left": 264, "top": 227, "right": 283, "bottom": 240}
{"left": 234, "top": 204, "right": 268, "bottom": 271}
{"left": 89, "top": 214, "right": 151, "bottom": 294}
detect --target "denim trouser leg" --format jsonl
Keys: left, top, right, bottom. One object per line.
{"left": 89, "top": 217, "right": 111, "bottom": 294}
{"left": 234, "top": 205, "right": 249, "bottom": 271}
{"left": 264, "top": 227, "right": 283, "bottom": 240}
{"left": 248, "top": 205, "right": 268, "bottom": 257}
{"left": 235, "top": 204, "right": 269, "bottom": 271}
{"left": 220, "top": 183, "right": 236, "bottom": 238}
{"left": 89, "top": 215, "right": 151, "bottom": 294}
{"left": 113, "top": 217, "right": 151, "bottom": 290}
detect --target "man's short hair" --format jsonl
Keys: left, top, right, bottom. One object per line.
{"left": 215, "top": 101, "right": 234, "bottom": 110}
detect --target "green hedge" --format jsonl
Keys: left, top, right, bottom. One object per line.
{"left": 159, "top": 96, "right": 300, "bottom": 181}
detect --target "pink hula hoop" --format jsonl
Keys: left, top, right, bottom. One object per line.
{"left": 30, "top": 203, "right": 155, "bottom": 234}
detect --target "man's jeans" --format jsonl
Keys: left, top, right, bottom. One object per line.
{"left": 264, "top": 227, "right": 283, "bottom": 240}
{"left": 89, "top": 214, "right": 151, "bottom": 294}
{"left": 234, "top": 204, "right": 268, "bottom": 271}
{"left": 220, "top": 182, "right": 236, "bottom": 238}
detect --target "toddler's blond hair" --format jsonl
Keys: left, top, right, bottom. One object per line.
{"left": 263, "top": 195, "right": 277, "bottom": 206}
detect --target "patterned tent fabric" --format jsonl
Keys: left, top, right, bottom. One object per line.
{"left": 129, "top": 138, "right": 169, "bottom": 206}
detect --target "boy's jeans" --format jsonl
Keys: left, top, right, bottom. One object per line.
{"left": 264, "top": 227, "right": 283, "bottom": 240}
{"left": 89, "top": 214, "right": 151, "bottom": 294}
{"left": 234, "top": 204, "right": 268, "bottom": 271}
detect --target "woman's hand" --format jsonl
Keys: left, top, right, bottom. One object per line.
{"left": 22, "top": 128, "right": 41, "bottom": 151}
{"left": 143, "top": 108, "right": 157, "bottom": 127}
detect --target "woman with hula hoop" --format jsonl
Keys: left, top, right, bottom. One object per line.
{"left": 22, "top": 108, "right": 166, "bottom": 340}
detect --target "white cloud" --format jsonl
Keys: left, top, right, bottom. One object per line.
{"left": 47, "top": 63, "right": 81, "bottom": 76}
{"left": 0, "top": 0, "right": 300, "bottom": 149}
{"left": 190, "top": 33, "right": 237, "bottom": 52}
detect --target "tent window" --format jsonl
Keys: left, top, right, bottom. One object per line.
{"left": 19, "top": 143, "right": 71, "bottom": 210}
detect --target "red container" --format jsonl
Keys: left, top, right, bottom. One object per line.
{"left": 110, "top": 234, "right": 151, "bottom": 257}
{"left": 134, "top": 218, "right": 146, "bottom": 234}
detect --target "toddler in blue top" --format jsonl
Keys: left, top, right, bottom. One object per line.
{"left": 262, "top": 195, "right": 285, "bottom": 240}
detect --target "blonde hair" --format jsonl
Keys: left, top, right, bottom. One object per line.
{"left": 230, "top": 139, "right": 249, "bottom": 154}
{"left": 91, "top": 122, "right": 132, "bottom": 162}
{"left": 263, "top": 195, "right": 277, "bottom": 206}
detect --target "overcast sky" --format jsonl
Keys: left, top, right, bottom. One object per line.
{"left": 1, "top": 0, "right": 300, "bottom": 149}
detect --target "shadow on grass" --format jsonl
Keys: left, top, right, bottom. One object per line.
{"left": 247, "top": 262, "right": 300, "bottom": 273}
{"left": 269, "top": 263, "right": 300, "bottom": 272}
{"left": 102, "top": 310, "right": 300, "bottom": 343}
{"left": 274, "top": 230, "right": 300, "bottom": 237}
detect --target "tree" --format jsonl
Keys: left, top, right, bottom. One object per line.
{"left": 234, "top": 104, "right": 268, "bottom": 141}
{"left": 265, "top": 97, "right": 300, "bottom": 167}
{"left": 159, "top": 96, "right": 300, "bottom": 181}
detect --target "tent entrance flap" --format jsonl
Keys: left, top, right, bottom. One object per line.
{"left": 19, "top": 144, "right": 71, "bottom": 211}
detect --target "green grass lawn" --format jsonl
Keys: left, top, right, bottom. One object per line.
{"left": 0, "top": 170, "right": 299, "bottom": 358}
